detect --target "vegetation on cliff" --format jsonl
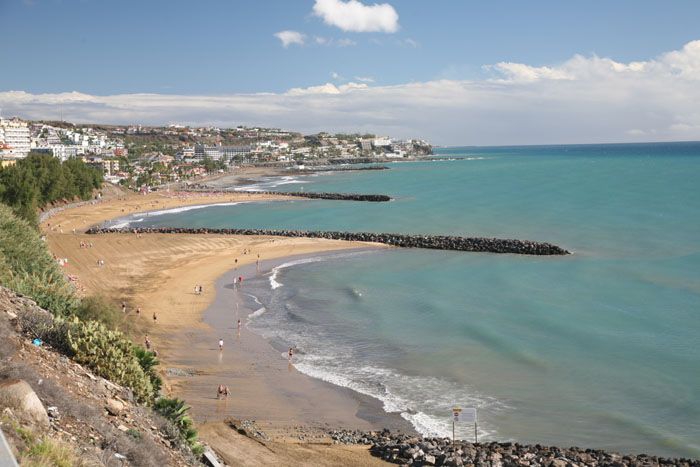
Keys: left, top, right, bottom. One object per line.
{"left": 0, "top": 201, "right": 210, "bottom": 461}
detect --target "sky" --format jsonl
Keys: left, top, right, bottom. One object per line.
{"left": 1, "top": 0, "right": 700, "bottom": 146}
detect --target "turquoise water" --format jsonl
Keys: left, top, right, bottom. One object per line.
{"left": 134, "top": 142, "right": 700, "bottom": 457}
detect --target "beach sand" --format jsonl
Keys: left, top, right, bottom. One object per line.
{"left": 43, "top": 186, "right": 411, "bottom": 465}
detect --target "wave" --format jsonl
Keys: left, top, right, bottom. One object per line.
{"left": 108, "top": 202, "right": 244, "bottom": 228}
{"left": 109, "top": 217, "right": 144, "bottom": 229}
{"left": 293, "top": 357, "right": 503, "bottom": 440}
{"left": 234, "top": 176, "right": 306, "bottom": 192}
{"left": 247, "top": 306, "right": 267, "bottom": 322}
{"left": 267, "top": 252, "right": 363, "bottom": 290}
{"left": 135, "top": 202, "right": 242, "bottom": 217}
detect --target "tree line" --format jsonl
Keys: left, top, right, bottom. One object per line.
{"left": 0, "top": 152, "right": 102, "bottom": 225}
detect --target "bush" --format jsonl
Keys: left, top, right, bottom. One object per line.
{"left": 15, "top": 308, "right": 75, "bottom": 356}
{"left": 154, "top": 397, "right": 204, "bottom": 454}
{"left": 126, "top": 428, "right": 143, "bottom": 441}
{"left": 0, "top": 203, "right": 80, "bottom": 316}
{"left": 75, "top": 294, "right": 124, "bottom": 330}
{"left": 67, "top": 319, "right": 156, "bottom": 404}
{"left": 134, "top": 347, "right": 162, "bottom": 394}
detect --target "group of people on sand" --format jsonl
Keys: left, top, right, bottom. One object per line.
{"left": 121, "top": 301, "right": 156, "bottom": 323}
{"left": 194, "top": 285, "right": 203, "bottom": 295}
{"left": 79, "top": 240, "right": 94, "bottom": 248}
{"left": 217, "top": 384, "right": 231, "bottom": 400}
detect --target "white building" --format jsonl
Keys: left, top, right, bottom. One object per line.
{"left": 0, "top": 117, "right": 31, "bottom": 159}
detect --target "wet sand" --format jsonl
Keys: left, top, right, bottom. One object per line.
{"left": 167, "top": 250, "right": 413, "bottom": 435}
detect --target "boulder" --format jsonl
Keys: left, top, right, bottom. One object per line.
{"left": 0, "top": 379, "right": 49, "bottom": 429}
{"left": 105, "top": 398, "right": 125, "bottom": 416}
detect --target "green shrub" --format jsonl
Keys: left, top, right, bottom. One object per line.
{"left": 76, "top": 294, "right": 124, "bottom": 330}
{"left": 126, "top": 428, "right": 143, "bottom": 441}
{"left": 134, "top": 346, "right": 162, "bottom": 393}
{"left": 0, "top": 203, "right": 79, "bottom": 316}
{"left": 154, "top": 397, "right": 204, "bottom": 454}
{"left": 67, "top": 319, "right": 156, "bottom": 404}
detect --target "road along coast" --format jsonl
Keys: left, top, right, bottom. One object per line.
{"left": 86, "top": 226, "right": 570, "bottom": 255}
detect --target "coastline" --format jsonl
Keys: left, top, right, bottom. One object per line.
{"left": 167, "top": 249, "right": 415, "bottom": 433}
{"left": 42, "top": 187, "right": 415, "bottom": 458}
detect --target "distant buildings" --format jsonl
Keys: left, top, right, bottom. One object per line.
{"left": 0, "top": 117, "right": 31, "bottom": 159}
{"left": 193, "top": 144, "right": 251, "bottom": 162}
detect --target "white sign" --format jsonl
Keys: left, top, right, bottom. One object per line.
{"left": 453, "top": 408, "right": 476, "bottom": 423}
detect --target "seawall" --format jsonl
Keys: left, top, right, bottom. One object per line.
{"left": 86, "top": 227, "right": 570, "bottom": 255}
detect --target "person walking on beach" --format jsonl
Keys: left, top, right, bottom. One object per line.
{"left": 199, "top": 285, "right": 203, "bottom": 295}
{"left": 233, "top": 276, "right": 236, "bottom": 291}
{"left": 237, "top": 319, "right": 242, "bottom": 329}
{"left": 136, "top": 307, "right": 141, "bottom": 317}
{"left": 217, "top": 384, "right": 224, "bottom": 400}
{"left": 194, "top": 285, "right": 198, "bottom": 295}
{"left": 238, "top": 277, "right": 242, "bottom": 288}
{"left": 225, "top": 386, "right": 230, "bottom": 399}
{"left": 122, "top": 302, "right": 126, "bottom": 313}
{"left": 153, "top": 311, "right": 157, "bottom": 324}
{"left": 218, "top": 338, "right": 224, "bottom": 351}
{"left": 289, "top": 348, "right": 294, "bottom": 361}
{"left": 144, "top": 334, "right": 151, "bottom": 350}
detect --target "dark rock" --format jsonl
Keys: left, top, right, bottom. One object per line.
{"left": 86, "top": 227, "right": 571, "bottom": 256}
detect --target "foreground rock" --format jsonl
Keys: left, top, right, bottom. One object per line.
{"left": 0, "top": 379, "right": 50, "bottom": 429}
{"left": 87, "top": 227, "right": 570, "bottom": 255}
{"left": 329, "top": 429, "right": 700, "bottom": 467}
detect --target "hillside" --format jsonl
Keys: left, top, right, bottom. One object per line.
{"left": 0, "top": 286, "right": 200, "bottom": 466}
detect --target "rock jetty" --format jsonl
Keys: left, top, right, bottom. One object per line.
{"left": 302, "top": 165, "right": 389, "bottom": 172}
{"left": 86, "top": 227, "right": 570, "bottom": 255}
{"left": 329, "top": 429, "right": 699, "bottom": 467}
{"left": 243, "top": 191, "right": 392, "bottom": 202}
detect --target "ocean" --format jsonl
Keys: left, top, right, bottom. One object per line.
{"left": 127, "top": 142, "right": 700, "bottom": 458}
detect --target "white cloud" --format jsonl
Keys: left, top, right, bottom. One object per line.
{"left": 337, "top": 38, "right": 357, "bottom": 47}
{"left": 286, "top": 82, "right": 368, "bottom": 96}
{"left": 403, "top": 38, "right": 419, "bottom": 48}
{"left": 354, "top": 76, "right": 375, "bottom": 83}
{"left": 315, "top": 36, "right": 328, "bottom": 45}
{"left": 3, "top": 40, "right": 700, "bottom": 146}
{"left": 331, "top": 72, "right": 341, "bottom": 79}
{"left": 312, "top": 0, "right": 399, "bottom": 33}
{"left": 274, "top": 30, "right": 306, "bottom": 48}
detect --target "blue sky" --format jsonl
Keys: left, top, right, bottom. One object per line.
{"left": 1, "top": 0, "right": 700, "bottom": 145}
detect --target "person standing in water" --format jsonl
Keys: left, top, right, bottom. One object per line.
{"left": 218, "top": 338, "right": 224, "bottom": 351}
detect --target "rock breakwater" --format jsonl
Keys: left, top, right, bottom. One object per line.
{"left": 242, "top": 191, "right": 392, "bottom": 202}
{"left": 329, "top": 429, "right": 699, "bottom": 467}
{"left": 86, "top": 227, "right": 570, "bottom": 255}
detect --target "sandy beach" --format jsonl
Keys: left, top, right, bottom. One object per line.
{"left": 42, "top": 181, "right": 411, "bottom": 465}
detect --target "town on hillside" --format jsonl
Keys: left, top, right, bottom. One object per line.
{"left": 0, "top": 116, "right": 432, "bottom": 191}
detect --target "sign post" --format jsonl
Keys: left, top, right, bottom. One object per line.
{"left": 452, "top": 408, "right": 478, "bottom": 444}
{"left": 452, "top": 409, "right": 461, "bottom": 444}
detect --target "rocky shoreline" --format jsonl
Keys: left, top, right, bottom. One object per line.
{"left": 86, "top": 226, "right": 570, "bottom": 255}
{"left": 329, "top": 429, "right": 700, "bottom": 467}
